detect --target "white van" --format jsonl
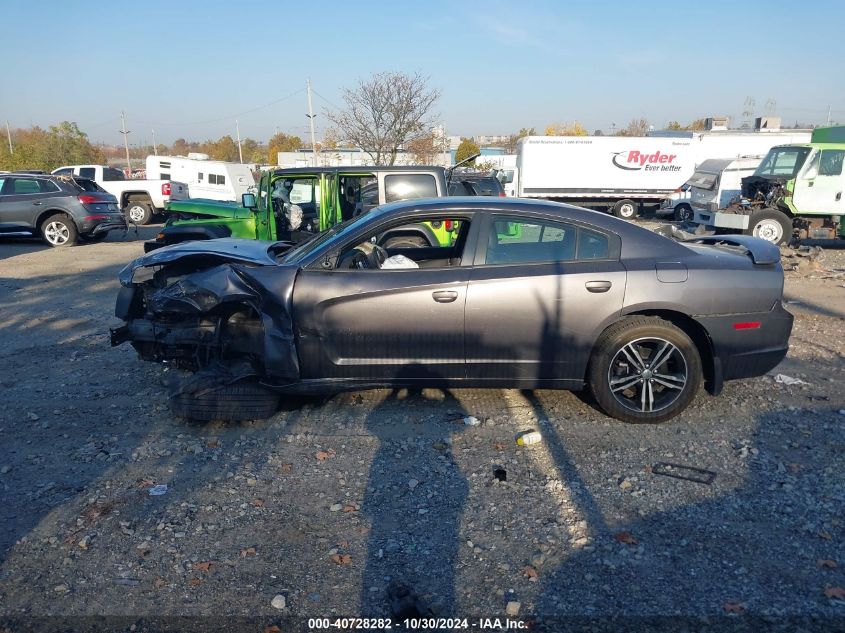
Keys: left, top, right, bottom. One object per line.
{"left": 686, "top": 157, "right": 763, "bottom": 219}
{"left": 145, "top": 154, "right": 255, "bottom": 202}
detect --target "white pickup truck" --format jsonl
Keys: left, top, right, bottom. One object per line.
{"left": 51, "top": 165, "right": 188, "bottom": 224}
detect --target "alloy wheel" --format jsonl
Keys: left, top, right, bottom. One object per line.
{"left": 44, "top": 221, "right": 70, "bottom": 245}
{"left": 608, "top": 337, "right": 688, "bottom": 413}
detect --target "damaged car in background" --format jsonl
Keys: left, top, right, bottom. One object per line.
{"left": 111, "top": 197, "right": 793, "bottom": 424}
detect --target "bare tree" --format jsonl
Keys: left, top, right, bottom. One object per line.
{"left": 326, "top": 72, "right": 440, "bottom": 165}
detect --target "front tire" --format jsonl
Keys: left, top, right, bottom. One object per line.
{"left": 41, "top": 214, "right": 78, "bottom": 247}
{"left": 125, "top": 199, "right": 153, "bottom": 225}
{"left": 744, "top": 209, "right": 792, "bottom": 245}
{"left": 674, "top": 203, "right": 693, "bottom": 223}
{"left": 588, "top": 317, "right": 702, "bottom": 424}
{"left": 612, "top": 199, "right": 638, "bottom": 219}
{"left": 170, "top": 381, "right": 280, "bottom": 422}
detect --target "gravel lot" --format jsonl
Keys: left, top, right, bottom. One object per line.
{"left": 0, "top": 224, "right": 843, "bottom": 632}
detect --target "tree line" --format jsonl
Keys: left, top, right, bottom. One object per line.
{"left": 0, "top": 123, "right": 307, "bottom": 173}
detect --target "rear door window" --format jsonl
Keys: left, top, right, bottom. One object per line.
{"left": 79, "top": 167, "right": 96, "bottom": 179}
{"left": 384, "top": 174, "right": 437, "bottom": 202}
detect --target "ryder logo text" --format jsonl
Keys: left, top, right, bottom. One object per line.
{"left": 612, "top": 150, "right": 681, "bottom": 172}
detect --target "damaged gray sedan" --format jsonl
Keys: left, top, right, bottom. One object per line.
{"left": 111, "top": 198, "right": 793, "bottom": 424}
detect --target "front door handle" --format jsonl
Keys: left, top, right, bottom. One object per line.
{"left": 585, "top": 280, "right": 612, "bottom": 293}
{"left": 836, "top": 192, "right": 842, "bottom": 201}
{"left": 32, "top": 201, "right": 42, "bottom": 205}
{"left": 432, "top": 290, "right": 458, "bottom": 303}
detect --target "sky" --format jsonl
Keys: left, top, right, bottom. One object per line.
{"left": 1, "top": 0, "right": 843, "bottom": 146}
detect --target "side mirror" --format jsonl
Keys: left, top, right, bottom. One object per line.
{"left": 242, "top": 192, "right": 257, "bottom": 209}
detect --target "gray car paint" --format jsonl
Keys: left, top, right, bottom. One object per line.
{"left": 114, "top": 197, "right": 792, "bottom": 395}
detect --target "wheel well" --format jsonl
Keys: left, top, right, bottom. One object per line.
{"left": 36, "top": 209, "right": 73, "bottom": 229}
{"left": 602, "top": 310, "right": 716, "bottom": 393}
{"left": 123, "top": 193, "right": 152, "bottom": 208}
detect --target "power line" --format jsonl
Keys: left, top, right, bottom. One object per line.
{"left": 134, "top": 88, "right": 306, "bottom": 127}
{"left": 310, "top": 88, "right": 343, "bottom": 112}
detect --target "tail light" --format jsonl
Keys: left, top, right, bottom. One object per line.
{"left": 444, "top": 220, "right": 453, "bottom": 231}
{"left": 162, "top": 182, "right": 172, "bottom": 196}
{"left": 499, "top": 191, "right": 506, "bottom": 197}
{"left": 78, "top": 195, "right": 102, "bottom": 205}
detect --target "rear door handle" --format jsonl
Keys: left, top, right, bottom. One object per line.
{"left": 585, "top": 280, "right": 612, "bottom": 293}
{"left": 32, "top": 201, "right": 42, "bottom": 205}
{"left": 432, "top": 290, "right": 458, "bottom": 303}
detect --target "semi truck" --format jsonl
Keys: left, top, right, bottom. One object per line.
{"left": 512, "top": 131, "right": 811, "bottom": 219}
{"left": 691, "top": 126, "right": 845, "bottom": 244}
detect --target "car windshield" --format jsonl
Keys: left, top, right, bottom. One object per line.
{"left": 754, "top": 147, "right": 811, "bottom": 178}
{"left": 278, "top": 216, "right": 359, "bottom": 264}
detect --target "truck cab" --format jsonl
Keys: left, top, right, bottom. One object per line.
{"left": 691, "top": 126, "right": 845, "bottom": 243}
{"left": 148, "top": 165, "right": 450, "bottom": 251}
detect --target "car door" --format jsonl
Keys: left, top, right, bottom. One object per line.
{"left": 792, "top": 148, "right": 845, "bottom": 214}
{"left": 0, "top": 177, "right": 60, "bottom": 231}
{"left": 465, "top": 213, "right": 626, "bottom": 385}
{"left": 292, "top": 211, "right": 479, "bottom": 382}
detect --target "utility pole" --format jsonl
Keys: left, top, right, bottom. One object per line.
{"left": 151, "top": 129, "right": 158, "bottom": 156}
{"left": 120, "top": 111, "right": 132, "bottom": 173}
{"left": 5, "top": 120, "right": 12, "bottom": 154}
{"left": 306, "top": 79, "right": 318, "bottom": 166}
{"left": 236, "top": 119, "right": 243, "bottom": 163}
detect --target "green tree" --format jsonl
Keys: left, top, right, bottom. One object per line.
{"left": 684, "top": 118, "right": 707, "bottom": 131}
{"left": 454, "top": 138, "right": 480, "bottom": 166}
{"left": 666, "top": 120, "right": 682, "bottom": 130}
{"left": 0, "top": 121, "right": 104, "bottom": 172}
{"left": 544, "top": 122, "right": 588, "bottom": 136}
{"left": 267, "top": 132, "right": 302, "bottom": 164}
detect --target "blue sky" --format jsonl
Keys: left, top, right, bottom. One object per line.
{"left": 1, "top": 0, "right": 843, "bottom": 145}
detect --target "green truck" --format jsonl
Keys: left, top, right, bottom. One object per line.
{"left": 692, "top": 126, "right": 845, "bottom": 244}
{"left": 145, "top": 165, "right": 458, "bottom": 252}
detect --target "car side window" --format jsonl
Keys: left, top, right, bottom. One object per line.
{"left": 11, "top": 178, "right": 41, "bottom": 194}
{"left": 384, "top": 174, "right": 437, "bottom": 203}
{"left": 485, "top": 216, "right": 609, "bottom": 264}
{"left": 0, "top": 178, "right": 7, "bottom": 195}
{"left": 79, "top": 167, "right": 96, "bottom": 179}
{"left": 38, "top": 179, "right": 60, "bottom": 193}
{"left": 819, "top": 150, "right": 845, "bottom": 177}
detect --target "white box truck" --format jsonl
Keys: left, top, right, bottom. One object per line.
{"left": 514, "top": 136, "right": 697, "bottom": 218}
{"left": 145, "top": 154, "right": 255, "bottom": 202}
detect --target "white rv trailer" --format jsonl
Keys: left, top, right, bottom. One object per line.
{"left": 145, "top": 154, "right": 255, "bottom": 202}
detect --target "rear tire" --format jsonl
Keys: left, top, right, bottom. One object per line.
{"left": 674, "top": 203, "right": 693, "bottom": 223}
{"left": 588, "top": 316, "right": 702, "bottom": 424}
{"left": 41, "top": 214, "right": 78, "bottom": 247}
{"left": 125, "top": 199, "right": 153, "bottom": 225}
{"left": 744, "top": 209, "right": 792, "bottom": 245}
{"left": 612, "top": 199, "right": 638, "bottom": 219}
{"left": 169, "top": 381, "right": 280, "bottom": 422}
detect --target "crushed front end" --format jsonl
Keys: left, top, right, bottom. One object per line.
{"left": 110, "top": 240, "right": 300, "bottom": 384}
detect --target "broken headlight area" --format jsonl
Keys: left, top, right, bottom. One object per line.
{"left": 117, "top": 310, "right": 265, "bottom": 372}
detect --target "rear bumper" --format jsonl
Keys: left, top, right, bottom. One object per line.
{"left": 693, "top": 209, "right": 751, "bottom": 230}
{"left": 81, "top": 216, "right": 127, "bottom": 235}
{"left": 697, "top": 301, "right": 794, "bottom": 383}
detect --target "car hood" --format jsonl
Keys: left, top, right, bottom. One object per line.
{"left": 119, "top": 238, "right": 291, "bottom": 285}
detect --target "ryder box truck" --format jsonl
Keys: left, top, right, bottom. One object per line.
{"left": 514, "top": 136, "right": 697, "bottom": 218}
